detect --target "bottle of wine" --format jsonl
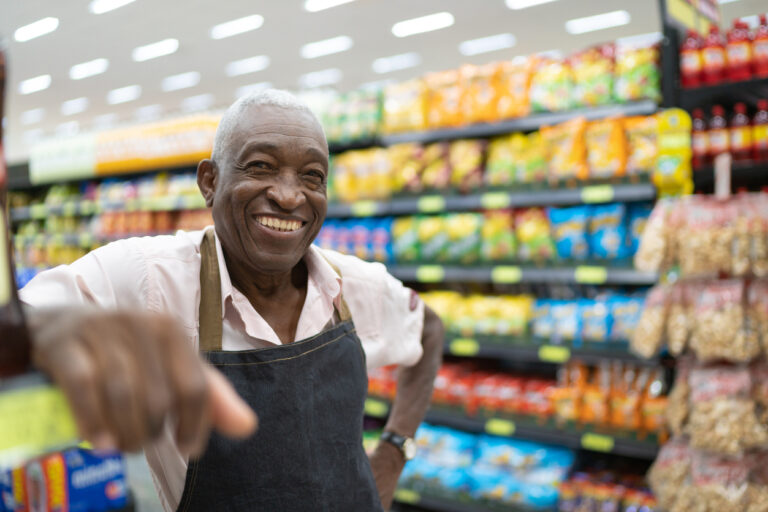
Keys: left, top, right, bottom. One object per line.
{"left": 0, "top": 48, "right": 33, "bottom": 378}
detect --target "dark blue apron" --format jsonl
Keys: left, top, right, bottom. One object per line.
{"left": 176, "top": 230, "right": 384, "bottom": 511}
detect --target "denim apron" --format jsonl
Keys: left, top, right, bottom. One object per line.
{"left": 176, "top": 229, "right": 384, "bottom": 511}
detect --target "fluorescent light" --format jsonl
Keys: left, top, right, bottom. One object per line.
{"left": 14, "top": 17, "right": 59, "bottom": 42}
{"left": 57, "top": 121, "right": 80, "bottom": 136}
{"left": 210, "top": 14, "right": 264, "bottom": 39}
{"left": 565, "top": 10, "right": 631, "bottom": 35}
{"left": 161, "top": 71, "right": 200, "bottom": 92}
{"left": 61, "top": 97, "right": 89, "bottom": 116}
{"left": 21, "top": 108, "right": 45, "bottom": 125}
{"left": 299, "top": 68, "right": 342, "bottom": 88}
{"left": 132, "top": 38, "right": 179, "bottom": 62}
{"left": 92, "top": 113, "right": 117, "bottom": 130}
{"left": 301, "top": 35, "right": 353, "bottom": 59}
{"left": 741, "top": 15, "right": 760, "bottom": 28}
{"left": 89, "top": 0, "right": 136, "bottom": 14}
{"left": 69, "top": 58, "right": 109, "bottom": 80}
{"left": 459, "top": 33, "right": 516, "bottom": 56}
{"left": 304, "top": 0, "right": 355, "bottom": 12}
{"left": 135, "top": 104, "right": 163, "bottom": 121}
{"left": 225, "top": 55, "right": 270, "bottom": 77}
{"left": 505, "top": 0, "right": 559, "bottom": 9}
{"left": 181, "top": 93, "right": 216, "bottom": 112}
{"left": 235, "top": 82, "right": 273, "bottom": 99}
{"left": 19, "top": 75, "right": 51, "bottom": 95}
{"left": 372, "top": 52, "right": 421, "bottom": 74}
{"left": 392, "top": 12, "right": 454, "bottom": 38}
{"left": 107, "top": 85, "right": 141, "bottom": 104}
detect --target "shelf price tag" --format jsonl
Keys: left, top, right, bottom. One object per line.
{"left": 393, "top": 489, "right": 420, "bottom": 505}
{"left": 485, "top": 418, "right": 516, "bottom": 437}
{"left": 491, "top": 266, "right": 522, "bottom": 284}
{"left": 29, "top": 205, "right": 47, "bottom": 219}
{"left": 480, "top": 192, "right": 511, "bottom": 210}
{"left": 580, "top": 185, "right": 614, "bottom": 204}
{"left": 581, "top": 433, "right": 615, "bottom": 453}
{"left": 350, "top": 201, "right": 378, "bottom": 217}
{"left": 449, "top": 338, "right": 480, "bottom": 356}
{"left": 417, "top": 195, "right": 445, "bottom": 213}
{"left": 538, "top": 345, "right": 571, "bottom": 363}
{"left": 364, "top": 398, "right": 389, "bottom": 418}
{"left": 574, "top": 266, "right": 608, "bottom": 284}
{"left": 415, "top": 265, "right": 445, "bottom": 283}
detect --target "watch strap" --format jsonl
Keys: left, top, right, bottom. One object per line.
{"left": 380, "top": 431, "right": 408, "bottom": 449}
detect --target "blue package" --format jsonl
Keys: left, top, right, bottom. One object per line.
{"left": 350, "top": 220, "right": 372, "bottom": 260}
{"left": 548, "top": 206, "right": 590, "bottom": 260}
{"left": 0, "top": 468, "right": 12, "bottom": 512}
{"left": 316, "top": 220, "right": 337, "bottom": 252}
{"left": 371, "top": 217, "right": 394, "bottom": 263}
{"left": 589, "top": 203, "right": 629, "bottom": 260}
{"left": 627, "top": 203, "right": 654, "bottom": 256}
{"left": 550, "top": 300, "right": 581, "bottom": 344}
{"left": 610, "top": 295, "right": 644, "bottom": 342}
{"left": 468, "top": 465, "right": 521, "bottom": 505}
{"left": 580, "top": 298, "right": 612, "bottom": 343}
{"left": 532, "top": 299, "right": 554, "bottom": 341}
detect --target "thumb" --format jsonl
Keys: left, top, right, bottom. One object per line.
{"left": 203, "top": 365, "right": 258, "bottom": 438}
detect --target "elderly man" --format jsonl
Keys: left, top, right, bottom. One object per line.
{"left": 22, "top": 89, "right": 444, "bottom": 511}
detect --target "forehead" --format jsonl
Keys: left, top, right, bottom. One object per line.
{"left": 227, "top": 105, "right": 327, "bottom": 155}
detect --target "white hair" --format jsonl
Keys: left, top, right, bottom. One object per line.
{"left": 211, "top": 89, "right": 326, "bottom": 164}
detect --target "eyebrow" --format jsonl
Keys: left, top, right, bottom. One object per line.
{"left": 304, "top": 146, "right": 328, "bottom": 164}
{"left": 236, "top": 141, "right": 281, "bottom": 162}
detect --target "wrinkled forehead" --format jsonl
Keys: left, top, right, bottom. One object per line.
{"left": 226, "top": 104, "right": 327, "bottom": 156}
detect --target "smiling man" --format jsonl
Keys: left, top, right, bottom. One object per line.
{"left": 21, "top": 89, "right": 444, "bottom": 511}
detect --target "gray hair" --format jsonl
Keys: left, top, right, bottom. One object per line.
{"left": 211, "top": 89, "right": 325, "bottom": 165}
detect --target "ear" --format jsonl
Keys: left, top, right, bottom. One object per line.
{"left": 197, "top": 159, "right": 217, "bottom": 207}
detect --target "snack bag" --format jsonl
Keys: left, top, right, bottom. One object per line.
{"left": 330, "top": 151, "right": 358, "bottom": 203}
{"left": 751, "top": 359, "right": 768, "bottom": 424}
{"left": 551, "top": 300, "right": 581, "bottom": 344}
{"left": 753, "top": 193, "right": 768, "bottom": 278}
{"left": 678, "top": 197, "right": 736, "bottom": 277}
{"left": 732, "top": 194, "right": 753, "bottom": 277}
{"left": 585, "top": 118, "right": 627, "bottom": 179}
{"left": 609, "top": 362, "right": 643, "bottom": 430}
{"left": 647, "top": 437, "right": 692, "bottom": 511}
{"left": 609, "top": 295, "right": 643, "bottom": 342}
{"left": 690, "top": 451, "right": 750, "bottom": 512}
{"left": 392, "top": 216, "right": 420, "bottom": 263}
{"left": 496, "top": 56, "right": 533, "bottom": 119}
{"left": 641, "top": 368, "right": 668, "bottom": 434}
{"left": 630, "top": 284, "right": 668, "bottom": 358}
{"left": 382, "top": 79, "right": 426, "bottom": 133}
{"left": 529, "top": 57, "right": 574, "bottom": 112}
{"left": 634, "top": 198, "right": 673, "bottom": 272}
{"left": 580, "top": 299, "right": 611, "bottom": 343}
{"left": 532, "top": 299, "right": 553, "bottom": 341}
{"left": 548, "top": 206, "right": 590, "bottom": 261}
{"left": 666, "top": 357, "right": 692, "bottom": 436}
{"left": 515, "top": 208, "right": 555, "bottom": 262}
{"left": 589, "top": 203, "right": 629, "bottom": 260}
{"left": 542, "top": 118, "right": 588, "bottom": 181}
{"left": 571, "top": 44, "right": 615, "bottom": 107}
{"left": 614, "top": 43, "right": 661, "bottom": 102}
{"left": 445, "top": 213, "right": 482, "bottom": 264}
{"left": 419, "top": 142, "right": 452, "bottom": 190}
{"left": 461, "top": 62, "right": 501, "bottom": 124}
{"left": 518, "top": 131, "right": 548, "bottom": 184}
{"left": 626, "top": 202, "right": 653, "bottom": 256}
{"left": 387, "top": 143, "right": 422, "bottom": 194}
{"left": 481, "top": 210, "right": 516, "bottom": 262}
{"left": 747, "top": 450, "right": 768, "bottom": 512}
{"left": 749, "top": 280, "right": 768, "bottom": 354}
{"left": 417, "top": 215, "right": 449, "bottom": 263}
{"left": 666, "top": 283, "right": 692, "bottom": 356}
{"left": 371, "top": 217, "right": 393, "bottom": 263}
{"left": 552, "top": 362, "right": 587, "bottom": 423}
{"left": 449, "top": 139, "right": 485, "bottom": 192}
{"left": 424, "top": 69, "right": 464, "bottom": 129}
{"left": 496, "top": 295, "right": 533, "bottom": 337}
{"left": 485, "top": 135, "right": 516, "bottom": 187}
{"left": 624, "top": 115, "right": 658, "bottom": 176}
{"left": 581, "top": 362, "right": 611, "bottom": 425}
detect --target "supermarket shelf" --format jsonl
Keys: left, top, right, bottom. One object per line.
{"left": 364, "top": 398, "right": 660, "bottom": 460}
{"left": 387, "top": 264, "right": 657, "bottom": 286}
{"left": 392, "top": 491, "right": 546, "bottom": 512}
{"left": 325, "top": 182, "right": 656, "bottom": 218}
{"left": 380, "top": 100, "right": 658, "bottom": 145}
{"left": 10, "top": 195, "right": 208, "bottom": 221}
{"left": 13, "top": 232, "right": 157, "bottom": 248}
{"left": 693, "top": 160, "right": 768, "bottom": 193}
{"left": 679, "top": 77, "right": 768, "bottom": 110}
{"left": 443, "top": 335, "right": 658, "bottom": 366}
{"left": 328, "top": 137, "right": 381, "bottom": 154}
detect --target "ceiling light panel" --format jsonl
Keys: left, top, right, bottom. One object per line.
{"left": 89, "top": 0, "right": 137, "bottom": 14}
{"left": 235, "top": 82, "right": 273, "bottom": 99}
{"left": 14, "top": 17, "right": 59, "bottom": 42}
{"left": 225, "top": 55, "right": 270, "bottom": 77}
{"left": 299, "top": 68, "right": 342, "bottom": 88}
{"left": 304, "top": 0, "right": 356, "bottom": 12}
{"left": 372, "top": 52, "right": 421, "bottom": 74}
{"left": 181, "top": 94, "right": 216, "bottom": 112}
{"left": 565, "top": 10, "right": 631, "bottom": 35}
{"left": 161, "top": 71, "right": 201, "bottom": 92}
{"left": 69, "top": 58, "right": 109, "bottom": 80}
{"left": 132, "top": 38, "right": 179, "bottom": 62}
{"left": 210, "top": 15, "right": 264, "bottom": 39}
{"left": 392, "top": 12, "right": 454, "bottom": 38}
{"left": 61, "top": 97, "right": 89, "bottom": 116}
{"left": 19, "top": 75, "right": 52, "bottom": 95}
{"left": 459, "top": 33, "right": 516, "bottom": 56}
{"left": 107, "top": 85, "right": 141, "bottom": 105}
{"left": 505, "top": 0, "right": 559, "bottom": 9}
{"left": 301, "top": 35, "right": 353, "bottom": 59}
{"left": 21, "top": 108, "right": 45, "bottom": 125}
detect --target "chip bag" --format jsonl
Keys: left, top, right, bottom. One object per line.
{"left": 571, "top": 44, "right": 615, "bottom": 107}
{"left": 589, "top": 203, "right": 629, "bottom": 260}
{"left": 614, "top": 43, "right": 661, "bottom": 103}
{"left": 382, "top": 79, "right": 427, "bottom": 133}
{"left": 529, "top": 57, "right": 575, "bottom": 112}
{"left": 424, "top": 69, "right": 464, "bottom": 129}
{"left": 548, "top": 206, "right": 590, "bottom": 261}
{"left": 496, "top": 57, "right": 533, "bottom": 119}
{"left": 515, "top": 208, "right": 555, "bottom": 261}
{"left": 449, "top": 139, "right": 485, "bottom": 192}
{"left": 445, "top": 213, "right": 482, "bottom": 264}
{"left": 461, "top": 62, "right": 501, "bottom": 124}
{"left": 481, "top": 210, "right": 516, "bottom": 262}
{"left": 518, "top": 131, "right": 549, "bottom": 184}
{"left": 585, "top": 118, "right": 627, "bottom": 179}
{"left": 542, "top": 117, "right": 588, "bottom": 182}
{"left": 624, "top": 115, "right": 658, "bottom": 176}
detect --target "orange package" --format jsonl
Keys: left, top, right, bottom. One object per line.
{"left": 496, "top": 57, "right": 533, "bottom": 119}
{"left": 449, "top": 139, "right": 486, "bottom": 192}
{"left": 609, "top": 363, "right": 643, "bottom": 430}
{"left": 542, "top": 117, "right": 588, "bottom": 181}
{"left": 552, "top": 361, "right": 587, "bottom": 423}
{"left": 624, "top": 115, "right": 658, "bottom": 177}
{"left": 461, "top": 62, "right": 501, "bottom": 124}
{"left": 581, "top": 362, "right": 611, "bottom": 425}
{"left": 382, "top": 79, "right": 427, "bottom": 134}
{"left": 641, "top": 368, "right": 668, "bottom": 434}
{"left": 424, "top": 69, "right": 464, "bottom": 129}
{"left": 585, "top": 118, "right": 627, "bottom": 179}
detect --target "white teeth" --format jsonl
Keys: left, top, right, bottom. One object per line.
{"left": 256, "top": 216, "right": 302, "bottom": 232}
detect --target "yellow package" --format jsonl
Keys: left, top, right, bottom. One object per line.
{"left": 387, "top": 143, "right": 422, "bottom": 194}
{"left": 586, "top": 118, "right": 627, "bottom": 179}
{"left": 368, "top": 148, "right": 394, "bottom": 200}
{"left": 444, "top": 213, "right": 482, "bottom": 264}
{"left": 419, "top": 143, "right": 451, "bottom": 191}
{"left": 424, "top": 69, "right": 464, "bottom": 129}
{"left": 473, "top": 295, "right": 500, "bottom": 336}
{"left": 496, "top": 295, "right": 534, "bottom": 337}
{"left": 485, "top": 135, "right": 516, "bottom": 187}
{"left": 497, "top": 57, "right": 533, "bottom": 119}
{"left": 461, "top": 62, "right": 501, "bottom": 124}
{"left": 624, "top": 115, "right": 658, "bottom": 176}
{"left": 420, "top": 291, "right": 462, "bottom": 331}
{"left": 654, "top": 109, "right": 692, "bottom": 196}
{"left": 382, "top": 79, "right": 427, "bottom": 134}
{"left": 449, "top": 139, "right": 485, "bottom": 192}
{"left": 519, "top": 131, "right": 548, "bottom": 184}
{"left": 481, "top": 210, "right": 516, "bottom": 262}
{"left": 529, "top": 57, "right": 575, "bottom": 113}
{"left": 417, "top": 215, "right": 449, "bottom": 262}
{"left": 331, "top": 151, "right": 358, "bottom": 202}
{"left": 542, "top": 117, "right": 588, "bottom": 181}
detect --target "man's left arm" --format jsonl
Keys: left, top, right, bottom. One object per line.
{"left": 368, "top": 304, "right": 443, "bottom": 509}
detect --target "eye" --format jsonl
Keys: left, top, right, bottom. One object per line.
{"left": 249, "top": 161, "right": 272, "bottom": 170}
{"left": 305, "top": 169, "right": 326, "bottom": 183}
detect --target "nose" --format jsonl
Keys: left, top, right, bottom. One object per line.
{"left": 265, "top": 171, "right": 306, "bottom": 211}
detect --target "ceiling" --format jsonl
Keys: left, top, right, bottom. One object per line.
{"left": 1, "top": 0, "right": 765, "bottom": 163}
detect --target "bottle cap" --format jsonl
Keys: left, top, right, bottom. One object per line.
{"left": 712, "top": 105, "right": 725, "bottom": 116}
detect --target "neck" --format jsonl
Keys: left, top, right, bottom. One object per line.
{"left": 225, "top": 251, "right": 308, "bottom": 302}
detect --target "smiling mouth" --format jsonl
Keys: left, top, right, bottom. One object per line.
{"left": 255, "top": 215, "right": 305, "bottom": 233}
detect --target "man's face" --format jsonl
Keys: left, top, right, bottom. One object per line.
{"left": 209, "top": 105, "right": 329, "bottom": 274}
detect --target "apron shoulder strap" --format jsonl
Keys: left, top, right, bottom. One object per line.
{"left": 199, "top": 229, "right": 224, "bottom": 352}
{"left": 318, "top": 252, "right": 352, "bottom": 323}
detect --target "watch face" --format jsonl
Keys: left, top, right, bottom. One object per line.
{"left": 403, "top": 438, "right": 417, "bottom": 460}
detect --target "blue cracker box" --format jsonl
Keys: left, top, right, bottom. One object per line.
{"left": 2, "top": 448, "right": 127, "bottom": 512}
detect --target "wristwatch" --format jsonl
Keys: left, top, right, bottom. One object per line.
{"left": 380, "top": 431, "right": 417, "bottom": 461}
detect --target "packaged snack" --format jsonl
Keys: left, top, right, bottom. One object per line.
{"left": 518, "top": 131, "right": 549, "bottom": 184}
{"left": 424, "top": 70, "right": 464, "bottom": 129}
{"left": 542, "top": 118, "right": 588, "bottom": 182}
{"left": 371, "top": 217, "right": 393, "bottom": 263}
{"left": 747, "top": 450, "right": 768, "bottom": 512}
{"left": 387, "top": 143, "right": 422, "bottom": 195}
{"left": 532, "top": 299, "right": 554, "bottom": 341}
{"left": 733, "top": 195, "right": 753, "bottom": 276}
{"left": 419, "top": 143, "right": 452, "bottom": 191}
{"left": 609, "top": 295, "right": 643, "bottom": 342}
{"left": 753, "top": 194, "right": 768, "bottom": 277}
{"left": 529, "top": 57, "right": 574, "bottom": 112}
{"left": 548, "top": 206, "right": 590, "bottom": 261}
{"left": 634, "top": 198, "right": 673, "bottom": 272}
{"left": 678, "top": 198, "right": 736, "bottom": 277}
{"left": 392, "top": 216, "right": 420, "bottom": 263}
{"left": 485, "top": 135, "right": 516, "bottom": 187}
{"left": 624, "top": 115, "right": 658, "bottom": 176}
{"left": 449, "top": 139, "right": 485, "bottom": 192}
{"left": 551, "top": 301, "right": 581, "bottom": 344}
{"left": 417, "top": 215, "right": 449, "bottom": 263}
{"left": 382, "top": 79, "right": 427, "bottom": 134}
{"left": 614, "top": 43, "right": 661, "bottom": 102}
{"left": 666, "top": 358, "right": 692, "bottom": 436}
{"left": 641, "top": 368, "right": 668, "bottom": 433}
{"left": 515, "top": 208, "right": 555, "bottom": 262}
{"left": 626, "top": 203, "right": 653, "bottom": 256}
{"left": 589, "top": 203, "right": 629, "bottom": 260}
{"left": 585, "top": 118, "right": 627, "bottom": 179}
{"left": 690, "top": 451, "right": 750, "bottom": 512}
{"left": 445, "top": 214, "right": 482, "bottom": 264}
{"left": 666, "top": 283, "right": 691, "bottom": 356}
{"left": 581, "top": 361, "right": 611, "bottom": 424}
{"left": 461, "top": 62, "right": 501, "bottom": 124}
{"left": 481, "top": 211, "right": 516, "bottom": 262}
{"left": 496, "top": 57, "right": 533, "bottom": 119}
{"left": 631, "top": 285, "right": 668, "bottom": 358}
{"left": 552, "top": 362, "right": 587, "bottom": 423}
{"left": 751, "top": 359, "right": 768, "bottom": 424}
{"left": 580, "top": 299, "right": 611, "bottom": 343}
{"left": 750, "top": 281, "right": 768, "bottom": 354}
{"left": 647, "top": 437, "right": 692, "bottom": 511}
{"left": 609, "top": 362, "right": 643, "bottom": 430}
{"left": 571, "top": 44, "right": 615, "bottom": 107}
